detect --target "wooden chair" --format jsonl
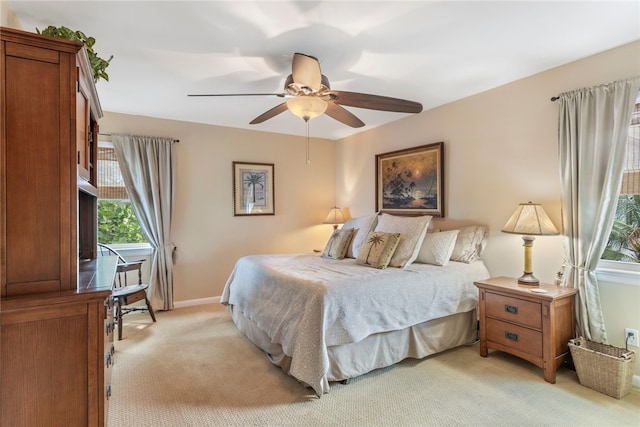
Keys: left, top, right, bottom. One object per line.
{"left": 98, "top": 244, "right": 157, "bottom": 340}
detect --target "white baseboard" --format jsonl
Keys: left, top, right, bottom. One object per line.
{"left": 173, "top": 296, "right": 220, "bottom": 308}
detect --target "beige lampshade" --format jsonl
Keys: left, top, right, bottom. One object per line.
{"left": 501, "top": 202, "right": 559, "bottom": 236}
{"left": 502, "top": 202, "right": 558, "bottom": 285}
{"left": 323, "top": 207, "right": 347, "bottom": 226}
{"left": 287, "top": 96, "right": 327, "bottom": 121}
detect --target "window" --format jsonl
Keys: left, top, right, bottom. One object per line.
{"left": 97, "top": 141, "right": 147, "bottom": 245}
{"left": 601, "top": 102, "right": 640, "bottom": 268}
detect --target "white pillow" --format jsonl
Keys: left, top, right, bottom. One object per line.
{"left": 416, "top": 230, "right": 459, "bottom": 266}
{"left": 450, "top": 225, "right": 488, "bottom": 263}
{"left": 342, "top": 213, "right": 379, "bottom": 259}
{"left": 321, "top": 228, "right": 354, "bottom": 260}
{"left": 374, "top": 213, "right": 432, "bottom": 268}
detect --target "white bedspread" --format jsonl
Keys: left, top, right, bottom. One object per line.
{"left": 220, "top": 253, "right": 490, "bottom": 395}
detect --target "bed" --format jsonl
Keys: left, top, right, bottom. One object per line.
{"left": 220, "top": 214, "right": 490, "bottom": 396}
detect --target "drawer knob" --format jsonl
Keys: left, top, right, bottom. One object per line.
{"left": 106, "top": 384, "right": 112, "bottom": 399}
{"left": 504, "top": 304, "right": 518, "bottom": 315}
{"left": 505, "top": 331, "right": 519, "bottom": 342}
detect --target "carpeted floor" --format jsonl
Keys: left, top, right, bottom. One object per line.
{"left": 107, "top": 303, "right": 639, "bottom": 427}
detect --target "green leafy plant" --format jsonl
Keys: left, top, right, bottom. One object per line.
{"left": 602, "top": 195, "right": 640, "bottom": 263}
{"left": 36, "top": 25, "right": 113, "bottom": 82}
{"left": 98, "top": 200, "right": 147, "bottom": 244}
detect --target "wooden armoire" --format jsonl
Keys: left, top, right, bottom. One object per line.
{"left": 1, "top": 27, "right": 116, "bottom": 426}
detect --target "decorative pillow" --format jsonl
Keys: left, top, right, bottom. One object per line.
{"left": 321, "top": 228, "right": 355, "bottom": 260}
{"left": 342, "top": 213, "right": 379, "bottom": 259}
{"left": 416, "top": 230, "right": 459, "bottom": 266}
{"left": 450, "top": 225, "right": 488, "bottom": 263}
{"left": 355, "top": 232, "right": 401, "bottom": 269}
{"left": 374, "top": 213, "right": 432, "bottom": 268}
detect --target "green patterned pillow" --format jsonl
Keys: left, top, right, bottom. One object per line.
{"left": 356, "top": 232, "right": 401, "bottom": 269}
{"left": 322, "top": 228, "right": 355, "bottom": 260}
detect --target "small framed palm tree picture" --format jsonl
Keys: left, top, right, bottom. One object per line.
{"left": 233, "top": 161, "right": 275, "bottom": 216}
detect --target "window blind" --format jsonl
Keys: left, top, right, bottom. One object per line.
{"left": 97, "top": 146, "right": 128, "bottom": 199}
{"left": 621, "top": 103, "right": 639, "bottom": 195}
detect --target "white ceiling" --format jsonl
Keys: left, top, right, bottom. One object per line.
{"left": 7, "top": 1, "right": 640, "bottom": 140}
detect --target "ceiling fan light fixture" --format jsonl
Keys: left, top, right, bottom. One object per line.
{"left": 287, "top": 96, "right": 327, "bottom": 121}
{"left": 191, "top": 53, "right": 422, "bottom": 128}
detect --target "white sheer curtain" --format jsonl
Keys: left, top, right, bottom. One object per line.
{"left": 112, "top": 134, "right": 177, "bottom": 311}
{"left": 557, "top": 77, "right": 640, "bottom": 343}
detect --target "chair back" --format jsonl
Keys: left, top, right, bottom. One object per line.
{"left": 97, "top": 244, "right": 156, "bottom": 340}
{"left": 97, "top": 243, "right": 144, "bottom": 289}
{"left": 97, "top": 243, "right": 127, "bottom": 263}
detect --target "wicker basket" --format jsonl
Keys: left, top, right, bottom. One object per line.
{"left": 568, "top": 337, "right": 636, "bottom": 399}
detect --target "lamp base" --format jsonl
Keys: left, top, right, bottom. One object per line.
{"left": 517, "top": 272, "right": 540, "bottom": 286}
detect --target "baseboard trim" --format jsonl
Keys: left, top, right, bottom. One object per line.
{"left": 173, "top": 296, "right": 220, "bottom": 308}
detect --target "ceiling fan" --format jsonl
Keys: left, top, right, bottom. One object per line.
{"left": 188, "top": 53, "right": 423, "bottom": 128}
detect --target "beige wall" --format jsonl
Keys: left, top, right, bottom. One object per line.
{"left": 336, "top": 41, "right": 640, "bottom": 283}
{"left": 600, "top": 278, "right": 640, "bottom": 348}
{"left": 99, "top": 113, "right": 337, "bottom": 303}
{"left": 335, "top": 41, "right": 640, "bottom": 375}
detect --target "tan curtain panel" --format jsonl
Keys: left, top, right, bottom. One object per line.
{"left": 558, "top": 77, "right": 640, "bottom": 343}
{"left": 111, "top": 134, "right": 177, "bottom": 311}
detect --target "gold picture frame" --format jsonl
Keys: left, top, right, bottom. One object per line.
{"left": 375, "top": 142, "right": 444, "bottom": 217}
{"left": 233, "top": 161, "right": 275, "bottom": 216}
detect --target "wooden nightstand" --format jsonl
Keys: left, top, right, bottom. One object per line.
{"left": 474, "top": 276, "right": 578, "bottom": 383}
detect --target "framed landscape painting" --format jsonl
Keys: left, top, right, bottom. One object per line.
{"left": 233, "top": 161, "right": 275, "bottom": 216}
{"left": 375, "top": 142, "right": 444, "bottom": 217}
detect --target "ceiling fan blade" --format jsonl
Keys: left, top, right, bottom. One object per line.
{"left": 249, "top": 102, "right": 289, "bottom": 124}
{"left": 324, "top": 102, "right": 365, "bottom": 128}
{"left": 188, "top": 93, "right": 285, "bottom": 97}
{"left": 329, "top": 91, "right": 422, "bottom": 114}
{"left": 292, "top": 53, "right": 322, "bottom": 91}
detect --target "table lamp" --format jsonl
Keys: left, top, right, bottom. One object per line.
{"left": 323, "top": 207, "right": 346, "bottom": 230}
{"left": 501, "top": 202, "right": 559, "bottom": 285}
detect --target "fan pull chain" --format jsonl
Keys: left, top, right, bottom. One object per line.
{"left": 306, "top": 119, "right": 311, "bottom": 164}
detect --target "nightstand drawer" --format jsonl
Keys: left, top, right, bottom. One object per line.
{"left": 485, "top": 292, "right": 541, "bottom": 329}
{"left": 486, "top": 318, "right": 543, "bottom": 358}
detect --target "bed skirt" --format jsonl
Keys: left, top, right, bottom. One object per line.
{"left": 228, "top": 305, "right": 477, "bottom": 388}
